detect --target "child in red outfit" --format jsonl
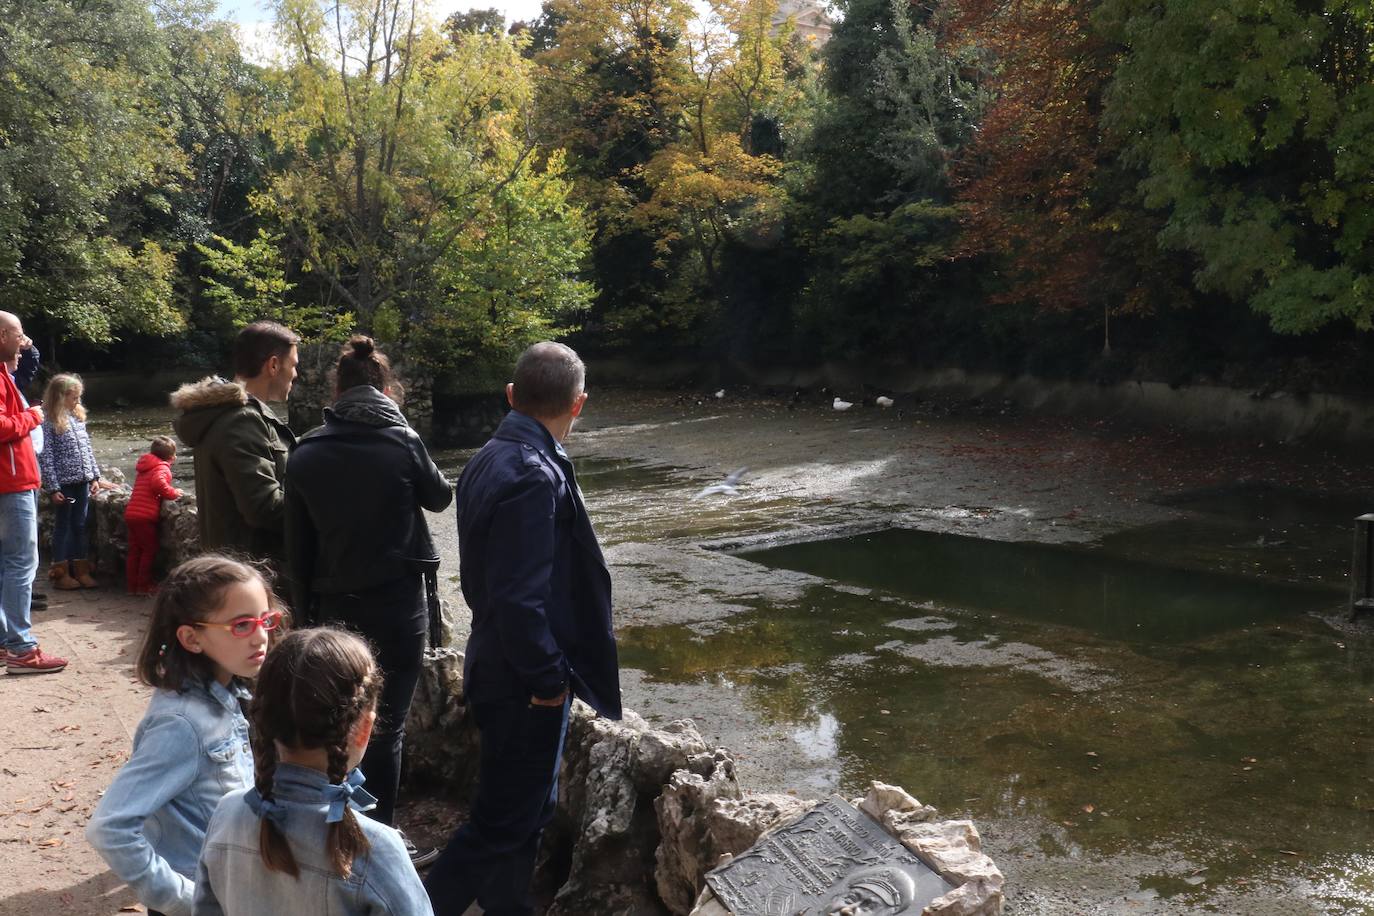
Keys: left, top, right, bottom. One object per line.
{"left": 124, "top": 436, "right": 183, "bottom": 595}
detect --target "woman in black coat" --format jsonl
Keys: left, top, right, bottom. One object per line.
{"left": 285, "top": 336, "right": 452, "bottom": 852}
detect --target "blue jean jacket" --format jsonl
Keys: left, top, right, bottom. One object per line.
{"left": 87, "top": 678, "right": 253, "bottom": 916}
{"left": 193, "top": 763, "right": 433, "bottom": 916}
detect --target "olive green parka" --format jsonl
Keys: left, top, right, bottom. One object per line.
{"left": 170, "top": 376, "right": 296, "bottom": 564}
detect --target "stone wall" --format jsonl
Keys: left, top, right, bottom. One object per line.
{"left": 404, "top": 650, "right": 1004, "bottom": 916}
{"left": 430, "top": 391, "right": 508, "bottom": 447}
{"left": 38, "top": 469, "right": 201, "bottom": 583}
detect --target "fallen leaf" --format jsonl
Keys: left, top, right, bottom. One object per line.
{"left": 1082, "top": 804, "right": 1095, "bottom": 814}
{"left": 36, "top": 837, "right": 62, "bottom": 847}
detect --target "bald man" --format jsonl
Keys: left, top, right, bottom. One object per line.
{"left": 0, "top": 312, "right": 64, "bottom": 674}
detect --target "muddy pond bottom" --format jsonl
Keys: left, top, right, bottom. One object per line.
{"left": 619, "top": 527, "right": 1374, "bottom": 912}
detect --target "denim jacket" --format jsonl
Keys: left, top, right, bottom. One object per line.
{"left": 193, "top": 764, "right": 433, "bottom": 916}
{"left": 87, "top": 677, "right": 253, "bottom": 916}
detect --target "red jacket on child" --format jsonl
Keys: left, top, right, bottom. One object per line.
{"left": 124, "top": 453, "right": 181, "bottom": 522}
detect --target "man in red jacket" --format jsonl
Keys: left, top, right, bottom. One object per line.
{"left": 0, "top": 312, "right": 63, "bottom": 674}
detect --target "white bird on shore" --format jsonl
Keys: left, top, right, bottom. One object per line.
{"left": 694, "top": 467, "right": 748, "bottom": 499}
{"left": 876, "top": 396, "right": 894, "bottom": 408}
{"left": 833, "top": 397, "right": 854, "bottom": 411}
{"left": 714, "top": 389, "right": 726, "bottom": 399}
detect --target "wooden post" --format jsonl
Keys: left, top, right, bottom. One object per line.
{"left": 1350, "top": 514, "right": 1374, "bottom": 619}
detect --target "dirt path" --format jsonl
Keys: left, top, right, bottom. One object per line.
{"left": 1, "top": 589, "right": 157, "bottom": 915}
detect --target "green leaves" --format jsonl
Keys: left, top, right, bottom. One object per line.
{"left": 0, "top": 0, "right": 188, "bottom": 343}
{"left": 1101, "top": 0, "right": 1374, "bottom": 333}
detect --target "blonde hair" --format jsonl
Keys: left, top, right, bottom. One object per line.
{"left": 43, "top": 374, "right": 86, "bottom": 436}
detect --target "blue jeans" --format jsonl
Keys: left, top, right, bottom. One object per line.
{"left": 426, "top": 695, "right": 570, "bottom": 916}
{"left": 0, "top": 489, "right": 39, "bottom": 653}
{"left": 52, "top": 481, "right": 90, "bottom": 562}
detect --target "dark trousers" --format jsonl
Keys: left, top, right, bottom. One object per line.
{"left": 425, "top": 695, "right": 570, "bottom": 916}
{"left": 125, "top": 518, "right": 159, "bottom": 593}
{"left": 51, "top": 481, "right": 89, "bottom": 562}
{"left": 317, "top": 576, "right": 426, "bottom": 826}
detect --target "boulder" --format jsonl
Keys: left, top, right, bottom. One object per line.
{"left": 402, "top": 646, "right": 477, "bottom": 790}
{"left": 544, "top": 710, "right": 715, "bottom": 916}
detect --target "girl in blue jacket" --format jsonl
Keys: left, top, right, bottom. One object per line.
{"left": 193, "top": 627, "right": 432, "bottom": 916}
{"left": 87, "top": 556, "right": 285, "bottom": 916}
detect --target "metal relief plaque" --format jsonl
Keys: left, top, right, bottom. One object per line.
{"left": 705, "top": 796, "right": 954, "bottom": 915}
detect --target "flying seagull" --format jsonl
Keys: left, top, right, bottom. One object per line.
{"left": 694, "top": 467, "right": 748, "bottom": 499}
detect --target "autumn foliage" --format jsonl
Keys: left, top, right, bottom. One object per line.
{"left": 944, "top": 0, "right": 1119, "bottom": 314}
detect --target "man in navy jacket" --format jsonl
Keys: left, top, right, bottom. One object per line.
{"left": 426, "top": 341, "right": 620, "bottom": 916}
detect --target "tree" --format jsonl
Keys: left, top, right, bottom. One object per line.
{"left": 406, "top": 150, "right": 594, "bottom": 383}
{"left": 1100, "top": 0, "right": 1374, "bottom": 334}
{"left": 520, "top": 0, "right": 700, "bottom": 345}
{"left": 0, "top": 0, "right": 187, "bottom": 344}
{"left": 626, "top": 0, "right": 791, "bottom": 329}
{"left": 259, "top": 0, "right": 539, "bottom": 332}
{"left": 195, "top": 229, "right": 359, "bottom": 340}
{"left": 790, "top": 0, "right": 982, "bottom": 357}
{"left": 445, "top": 7, "right": 507, "bottom": 38}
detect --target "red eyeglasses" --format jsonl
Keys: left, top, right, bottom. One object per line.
{"left": 191, "top": 610, "right": 285, "bottom": 638}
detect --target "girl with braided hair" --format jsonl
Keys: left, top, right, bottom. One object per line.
{"left": 87, "top": 555, "right": 284, "bottom": 916}
{"left": 193, "top": 628, "right": 433, "bottom": 915}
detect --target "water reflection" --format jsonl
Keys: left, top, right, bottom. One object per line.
{"left": 620, "top": 574, "right": 1373, "bottom": 898}
{"left": 739, "top": 528, "right": 1339, "bottom": 643}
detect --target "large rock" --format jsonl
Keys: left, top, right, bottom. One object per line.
{"left": 544, "top": 710, "right": 717, "bottom": 916}
{"left": 402, "top": 646, "right": 478, "bottom": 790}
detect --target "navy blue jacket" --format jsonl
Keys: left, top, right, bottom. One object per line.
{"left": 456, "top": 410, "right": 620, "bottom": 720}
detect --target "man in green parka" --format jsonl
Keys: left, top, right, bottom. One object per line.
{"left": 171, "top": 321, "right": 300, "bottom": 565}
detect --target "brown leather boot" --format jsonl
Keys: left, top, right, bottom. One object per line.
{"left": 72, "top": 559, "right": 99, "bottom": 589}
{"left": 49, "top": 562, "right": 80, "bottom": 590}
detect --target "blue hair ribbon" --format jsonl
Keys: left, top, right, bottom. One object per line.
{"left": 321, "top": 768, "right": 377, "bottom": 824}
{"left": 244, "top": 788, "right": 288, "bottom": 827}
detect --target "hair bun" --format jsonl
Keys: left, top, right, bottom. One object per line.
{"left": 349, "top": 336, "right": 375, "bottom": 359}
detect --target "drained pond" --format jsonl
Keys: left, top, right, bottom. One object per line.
{"left": 91, "top": 393, "right": 1374, "bottom": 914}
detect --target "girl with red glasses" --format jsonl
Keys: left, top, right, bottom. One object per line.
{"left": 87, "top": 555, "right": 288, "bottom": 916}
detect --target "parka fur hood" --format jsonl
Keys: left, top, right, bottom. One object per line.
{"left": 169, "top": 377, "right": 248, "bottom": 447}
{"left": 168, "top": 375, "right": 295, "bottom": 560}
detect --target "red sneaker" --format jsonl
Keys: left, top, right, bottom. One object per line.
{"left": 6, "top": 647, "right": 68, "bottom": 675}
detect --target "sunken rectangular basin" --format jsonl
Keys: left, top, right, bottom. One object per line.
{"left": 737, "top": 528, "right": 1340, "bottom": 643}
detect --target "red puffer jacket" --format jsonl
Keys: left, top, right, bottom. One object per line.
{"left": 124, "top": 453, "right": 182, "bottom": 522}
